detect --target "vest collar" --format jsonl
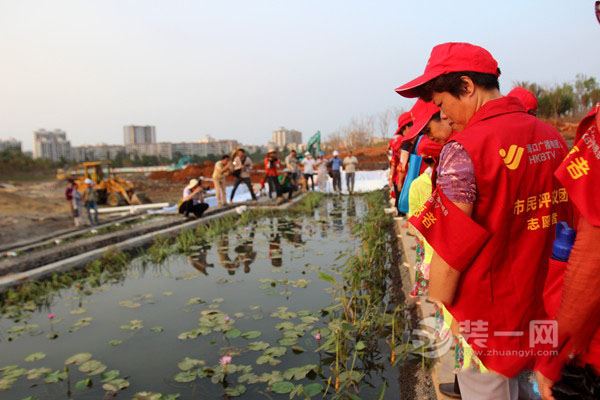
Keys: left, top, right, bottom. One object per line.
{"left": 465, "top": 96, "right": 527, "bottom": 129}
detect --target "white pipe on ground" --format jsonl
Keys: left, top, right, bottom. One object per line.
{"left": 98, "top": 202, "right": 170, "bottom": 214}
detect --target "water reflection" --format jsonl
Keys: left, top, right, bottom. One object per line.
{"left": 217, "top": 234, "right": 240, "bottom": 275}
{"left": 268, "top": 219, "right": 283, "bottom": 267}
{"left": 234, "top": 221, "right": 257, "bottom": 273}
{"left": 188, "top": 244, "right": 214, "bottom": 275}
{"left": 331, "top": 197, "right": 344, "bottom": 232}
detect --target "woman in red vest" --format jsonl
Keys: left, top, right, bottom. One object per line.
{"left": 536, "top": 104, "right": 600, "bottom": 399}
{"left": 389, "top": 112, "right": 413, "bottom": 208}
{"left": 396, "top": 42, "right": 569, "bottom": 399}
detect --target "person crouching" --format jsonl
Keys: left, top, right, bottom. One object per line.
{"left": 179, "top": 178, "right": 209, "bottom": 218}
{"left": 276, "top": 168, "right": 297, "bottom": 204}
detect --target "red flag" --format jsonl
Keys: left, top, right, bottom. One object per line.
{"left": 409, "top": 189, "right": 490, "bottom": 272}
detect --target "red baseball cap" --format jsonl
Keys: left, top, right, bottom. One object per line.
{"left": 389, "top": 134, "right": 403, "bottom": 152}
{"left": 416, "top": 135, "right": 443, "bottom": 159}
{"left": 402, "top": 99, "right": 440, "bottom": 142}
{"left": 394, "top": 111, "right": 413, "bottom": 135}
{"left": 507, "top": 87, "right": 538, "bottom": 114}
{"left": 395, "top": 42, "right": 500, "bottom": 98}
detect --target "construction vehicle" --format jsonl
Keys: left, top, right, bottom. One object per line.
{"left": 59, "top": 161, "right": 151, "bottom": 207}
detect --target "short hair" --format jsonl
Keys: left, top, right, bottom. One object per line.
{"left": 222, "top": 154, "right": 230, "bottom": 160}
{"left": 417, "top": 70, "right": 501, "bottom": 102}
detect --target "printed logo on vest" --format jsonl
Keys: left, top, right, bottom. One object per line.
{"left": 499, "top": 145, "right": 525, "bottom": 170}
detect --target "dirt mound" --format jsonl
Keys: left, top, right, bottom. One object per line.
{"left": 148, "top": 163, "right": 215, "bottom": 183}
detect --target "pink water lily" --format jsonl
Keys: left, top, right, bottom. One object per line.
{"left": 314, "top": 332, "right": 321, "bottom": 341}
{"left": 47, "top": 313, "right": 56, "bottom": 320}
{"left": 219, "top": 355, "right": 232, "bottom": 366}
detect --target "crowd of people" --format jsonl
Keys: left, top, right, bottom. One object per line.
{"left": 387, "top": 41, "right": 599, "bottom": 400}
{"left": 175, "top": 147, "right": 361, "bottom": 218}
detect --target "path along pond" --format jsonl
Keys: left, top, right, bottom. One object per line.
{"left": 0, "top": 193, "right": 416, "bottom": 400}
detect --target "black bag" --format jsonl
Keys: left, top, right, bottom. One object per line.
{"left": 552, "top": 363, "right": 600, "bottom": 399}
{"left": 232, "top": 168, "right": 242, "bottom": 179}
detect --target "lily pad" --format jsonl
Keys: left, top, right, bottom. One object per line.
{"left": 177, "top": 358, "right": 204, "bottom": 371}
{"left": 241, "top": 330, "right": 261, "bottom": 339}
{"left": 150, "top": 326, "right": 164, "bottom": 333}
{"left": 75, "top": 378, "right": 92, "bottom": 390}
{"left": 174, "top": 370, "right": 197, "bottom": 383}
{"left": 225, "top": 328, "right": 242, "bottom": 339}
{"left": 44, "top": 369, "right": 68, "bottom": 384}
{"left": 303, "top": 382, "right": 323, "bottom": 397}
{"left": 247, "top": 341, "right": 270, "bottom": 351}
{"left": 108, "top": 339, "right": 123, "bottom": 346}
{"left": 102, "top": 378, "right": 130, "bottom": 392}
{"left": 79, "top": 360, "right": 107, "bottom": 375}
{"left": 26, "top": 367, "right": 52, "bottom": 380}
{"left": 70, "top": 307, "right": 87, "bottom": 315}
{"left": 224, "top": 384, "right": 246, "bottom": 397}
{"left": 271, "top": 381, "right": 294, "bottom": 394}
{"left": 186, "top": 297, "right": 205, "bottom": 306}
{"left": 65, "top": 353, "right": 93, "bottom": 365}
{"left": 101, "top": 370, "right": 120, "bottom": 382}
{"left": 118, "top": 300, "right": 141, "bottom": 309}
{"left": 120, "top": 319, "right": 143, "bottom": 331}
{"left": 24, "top": 352, "right": 46, "bottom": 362}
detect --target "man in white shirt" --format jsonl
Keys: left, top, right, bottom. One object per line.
{"left": 343, "top": 151, "right": 359, "bottom": 194}
{"left": 301, "top": 152, "right": 316, "bottom": 191}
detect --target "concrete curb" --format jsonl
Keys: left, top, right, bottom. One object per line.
{"left": 393, "top": 217, "right": 456, "bottom": 400}
{"left": 0, "top": 193, "right": 307, "bottom": 292}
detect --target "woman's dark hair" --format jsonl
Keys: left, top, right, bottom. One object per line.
{"left": 399, "top": 122, "right": 413, "bottom": 136}
{"left": 421, "top": 112, "right": 441, "bottom": 135}
{"left": 423, "top": 157, "right": 436, "bottom": 165}
{"left": 417, "top": 70, "right": 501, "bottom": 102}
{"left": 222, "top": 154, "right": 230, "bottom": 160}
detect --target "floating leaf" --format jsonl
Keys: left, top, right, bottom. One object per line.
{"left": 224, "top": 384, "right": 246, "bottom": 397}
{"left": 225, "top": 328, "right": 241, "bottom": 339}
{"left": 162, "top": 291, "right": 174, "bottom": 296}
{"left": 132, "top": 392, "right": 162, "bottom": 400}
{"left": 150, "top": 326, "right": 164, "bottom": 333}
{"left": 291, "top": 345, "right": 305, "bottom": 354}
{"left": 241, "top": 330, "right": 261, "bottom": 339}
{"left": 102, "top": 378, "right": 129, "bottom": 392}
{"left": 278, "top": 337, "right": 297, "bottom": 346}
{"left": 120, "top": 319, "right": 143, "bottom": 331}
{"left": 247, "top": 341, "right": 270, "bottom": 351}
{"left": 174, "top": 370, "right": 197, "bottom": 383}
{"left": 75, "top": 378, "right": 92, "bottom": 390}
{"left": 70, "top": 317, "right": 93, "bottom": 332}
{"left": 79, "top": 360, "right": 107, "bottom": 375}
{"left": 318, "top": 271, "right": 336, "bottom": 284}
{"left": 24, "top": 352, "right": 46, "bottom": 362}
{"left": 119, "top": 300, "right": 141, "bottom": 309}
{"left": 177, "top": 358, "right": 204, "bottom": 371}
{"left": 65, "top": 353, "right": 92, "bottom": 365}
{"left": 70, "top": 307, "right": 87, "bottom": 315}
{"left": 265, "top": 347, "right": 286, "bottom": 357}
{"left": 303, "top": 382, "right": 323, "bottom": 397}
{"left": 26, "top": 367, "right": 52, "bottom": 380}
{"left": 271, "top": 381, "right": 294, "bottom": 394}
{"left": 186, "top": 297, "right": 205, "bottom": 306}
{"left": 44, "top": 369, "right": 68, "bottom": 384}
{"left": 108, "top": 339, "right": 123, "bottom": 346}
{"left": 101, "top": 370, "right": 120, "bottom": 382}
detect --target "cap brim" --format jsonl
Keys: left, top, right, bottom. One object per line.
{"left": 395, "top": 72, "right": 437, "bottom": 98}
{"left": 402, "top": 113, "right": 430, "bottom": 142}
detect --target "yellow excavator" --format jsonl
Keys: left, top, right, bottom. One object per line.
{"left": 58, "top": 161, "right": 150, "bottom": 207}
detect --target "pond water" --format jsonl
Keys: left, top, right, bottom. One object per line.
{"left": 0, "top": 196, "right": 404, "bottom": 399}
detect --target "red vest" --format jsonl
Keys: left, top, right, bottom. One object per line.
{"left": 428, "top": 97, "right": 569, "bottom": 377}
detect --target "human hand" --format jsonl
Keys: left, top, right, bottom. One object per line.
{"left": 535, "top": 370, "right": 555, "bottom": 400}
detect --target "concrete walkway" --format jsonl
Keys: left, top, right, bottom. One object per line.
{"left": 394, "top": 216, "right": 458, "bottom": 400}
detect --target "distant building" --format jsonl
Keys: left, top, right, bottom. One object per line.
{"left": 272, "top": 127, "right": 302, "bottom": 150}
{"left": 199, "top": 135, "right": 240, "bottom": 156}
{"left": 172, "top": 142, "right": 208, "bottom": 158}
{"left": 33, "top": 129, "right": 71, "bottom": 161}
{"left": 71, "top": 144, "right": 126, "bottom": 162}
{"left": 125, "top": 143, "right": 173, "bottom": 160}
{"left": 123, "top": 125, "right": 156, "bottom": 145}
{"left": 0, "top": 138, "right": 22, "bottom": 152}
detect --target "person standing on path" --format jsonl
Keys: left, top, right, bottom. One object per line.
{"left": 212, "top": 154, "right": 231, "bottom": 207}
{"left": 398, "top": 42, "right": 570, "bottom": 399}
{"left": 264, "top": 148, "right": 282, "bottom": 199}
{"left": 230, "top": 148, "right": 257, "bottom": 202}
{"left": 329, "top": 150, "right": 342, "bottom": 194}
{"left": 301, "top": 152, "right": 316, "bottom": 191}
{"left": 316, "top": 153, "right": 328, "bottom": 192}
{"left": 285, "top": 149, "right": 300, "bottom": 185}
{"left": 71, "top": 181, "right": 83, "bottom": 227}
{"left": 343, "top": 150, "right": 359, "bottom": 194}
{"left": 82, "top": 178, "right": 99, "bottom": 226}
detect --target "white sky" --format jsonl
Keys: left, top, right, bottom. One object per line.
{"left": 1, "top": 0, "right": 599, "bottom": 150}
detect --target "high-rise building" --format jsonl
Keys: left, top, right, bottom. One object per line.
{"left": 0, "top": 138, "right": 22, "bottom": 152}
{"left": 272, "top": 127, "right": 302, "bottom": 150}
{"left": 70, "top": 144, "right": 126, "bottom": 162}
{"left": 125, "top": 143, "right": 173, "bottom": 160}
{"left": 123, "top": 125, "right": 156, "bottom": 145}
{"left": 33, "top": 129, "right": 71, "bottom": 161}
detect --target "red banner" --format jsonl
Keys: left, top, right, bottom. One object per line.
{"left": 409, "top": 189, "right": 490, "bottom": 272}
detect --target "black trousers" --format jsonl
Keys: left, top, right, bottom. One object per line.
{"left": 303, "top": 173, "right": 314, "bottom": 191}
{"left": 279, "top": 185, "right": 296, "bottom": 199}
{"left": 179, "top": 200, "right": 209, "bottom": 218}
{"left": 230, "top": 177, "right": 257, "bottom": 201}
{"left": 266, "top": 176, "right": 281, "bottom": 198}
